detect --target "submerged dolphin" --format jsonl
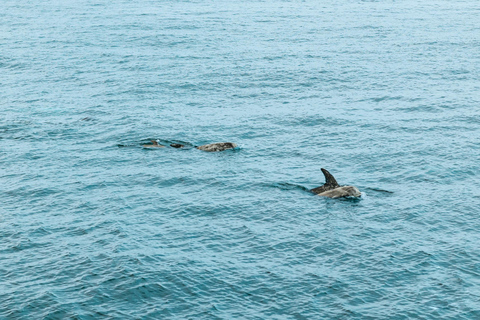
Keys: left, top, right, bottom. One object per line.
{"left": 196, "top": 142, "right": 237, "bottom": 152}
{"left": 142, "top": 140, "right": 165, "bottom": 148}
{"left": 142, "top": 140, "right": 237, "bottom": 152}
{"left": 310, "top": 168, "right": 361, "bottom": 198}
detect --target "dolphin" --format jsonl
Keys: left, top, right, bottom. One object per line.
{"left": 310, "top": 168, "right": 361, "bottom": 198}
{"left": 142, "top": 140, "right": 165, "bottom": 148}
{"left": 142, "top": 141, "right": 237, "bottom": 152}
{"left": 196, "top": 142, "right": 237, "bottom": 152}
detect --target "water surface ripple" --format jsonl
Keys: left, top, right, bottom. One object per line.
{"left": 1, "top": 0, "right": 480, "bottom": 319}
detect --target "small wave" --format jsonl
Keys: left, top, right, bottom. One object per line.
{"left": 268, "top": 182, "right": 311, "bottom": 192}
{"left": 365, "top": 187, "right": 394, "bottom": 194}
{"left": 370, "top": 96, "right": 404, "bottom": 103}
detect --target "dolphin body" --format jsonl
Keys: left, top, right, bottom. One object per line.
{"left": 142, "top": 140, "right": 165, "bottom": 148}
{"left": 195, "top": 142, "right": 237, "bottom": 152}
{"left": 170, "top": 142, "right": 237, "bottom": 152}
{"left": 310, "top": 168, "right": 361, "bottom": 198}
{"left": 143, "top": 141, "right": 237, "bottom": 152}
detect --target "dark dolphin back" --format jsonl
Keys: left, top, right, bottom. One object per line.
{"left": 310, "top": 168, "right": 340, "bottom": 194}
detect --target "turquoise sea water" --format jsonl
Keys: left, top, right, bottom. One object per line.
{"left": 2, "top": 0, "right": 480, "bottom": 318}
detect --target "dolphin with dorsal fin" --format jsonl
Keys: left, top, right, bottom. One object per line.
{"left": 310, "top": 168, "right": 361, "bottom": 198}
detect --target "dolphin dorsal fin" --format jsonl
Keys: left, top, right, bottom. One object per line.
{"left": 321, "top": 168, "right": 340, "bottom": 187}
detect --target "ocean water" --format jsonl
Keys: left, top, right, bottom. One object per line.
{"left": 1, "top": 0, "right": 480, "bottom": 318}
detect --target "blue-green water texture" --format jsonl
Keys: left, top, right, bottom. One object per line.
{"left": 2, "top": 0, "right": 480, "bottom": 319}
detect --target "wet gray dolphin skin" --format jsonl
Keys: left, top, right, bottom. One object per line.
{"left": 196, "top": 142, "right": 237, "bottom": 152}
{"left": 310, "top": 168, "right": 361, "bottom": 198}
